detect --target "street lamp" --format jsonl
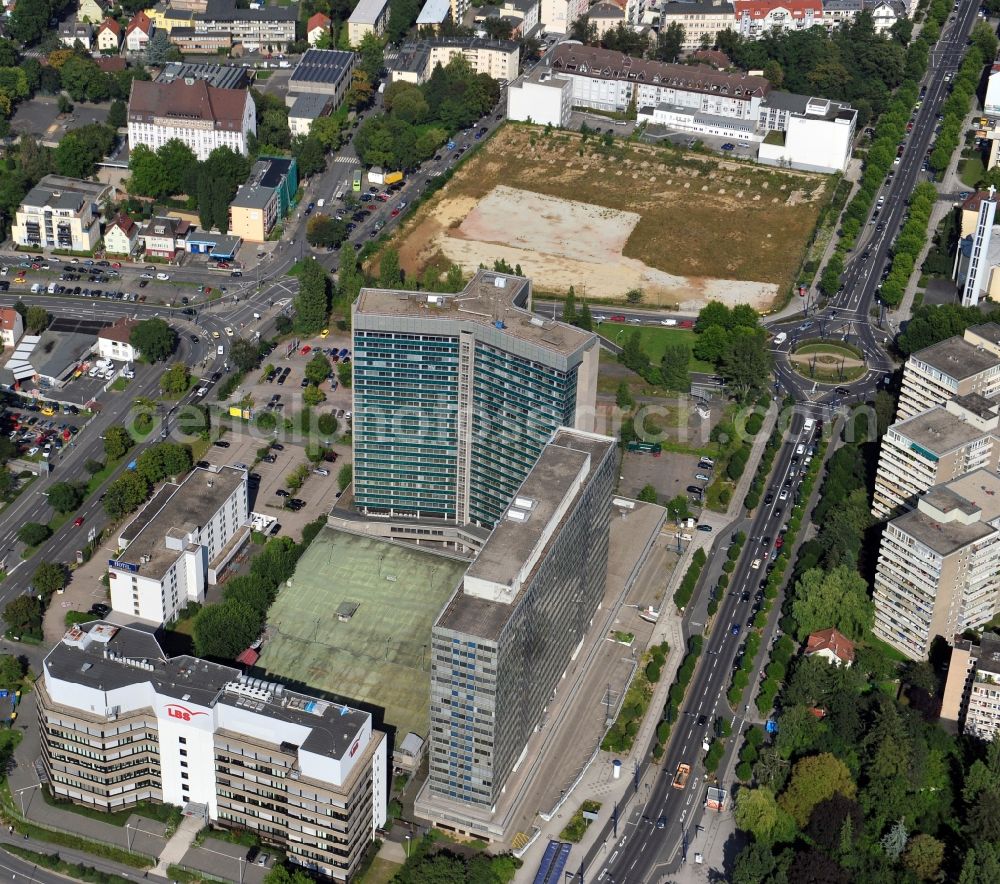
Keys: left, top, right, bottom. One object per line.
{"left": 14, "top": 783, "right": 40, "bottom": 818}
{"left": 404, "top": 834, "right": 411, "bottom": 859}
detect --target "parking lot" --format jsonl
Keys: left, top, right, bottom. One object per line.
{"left": 9, "top": 95, "right": 112, "bottom": 143}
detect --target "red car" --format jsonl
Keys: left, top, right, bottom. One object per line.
{"left": 610, "top": 314, "right": 626, "bottom": 322}
{"left": 300, "top": 345, "right": 312, "bottom": 355}
{"left": 217, "top": 262, "right": 230, "bottom": 269}
{"left": 111, "top": 262, "right": 121, "bottom": 269}
{"left": 73, "top": 516, "right": 84, "bottom": 527}
{"left": 775, "top": 536, "right": 784, "bottom": 549}
{"left": 390, "top": 208, "right": 401, "bottom": 217}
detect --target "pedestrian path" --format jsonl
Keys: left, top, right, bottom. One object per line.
{"left": 152, "top": 814, "right": 202, "bottom": 878}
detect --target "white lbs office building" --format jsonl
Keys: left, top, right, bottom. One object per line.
{"left": 39, "top": 622, "right": 387, "bottom": 880}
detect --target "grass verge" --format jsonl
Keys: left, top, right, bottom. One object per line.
{"left": 38, "top": 786, "right": 182, "bottom": 831}
{"left": 559, "top": 800, "right": 602, "bottom": 843}
{"left": 597, "top": 323, "right": 715, "bottom": 373}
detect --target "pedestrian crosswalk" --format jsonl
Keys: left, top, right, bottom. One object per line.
{"left": 331, "top": 155, "right": 355, "bottom": 165}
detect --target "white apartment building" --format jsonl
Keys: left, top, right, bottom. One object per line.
{"left": 757, "top": 94, "right": 856, "bottom": 175}
{"left": 540, "top": 0, "right": 587, "bottom": 33}
{"left": 659, "top": 0, "right": 736, "bottom": 50}
{"left": 193, "top": 0, "right": 296, "bottom": 52}
{"left": 507, "top": 67, "right": 573, "bottom": 126}
{"left": 871, "top": 396, "right": 1000, "bottom": 520}
{"left": 347, "top": 0, "right": 390, "bottom": 46}
{"left": 426, "top": 38, "right": 520, "bottom": 82}
{"left": 873, "top": 469, "right": 1000, "bottom": 661}
{"left": 734, "top": 0, "right": 824, "bottom": 36}
{"left": 896, "top": 327, "right": 1000, "bottom": 422}
{"left": 11, "top": 175, "right": 110, "bottom": 253}
{"left": 942, "top": 634, "right": 1000, "bottom": 741}
{"left": 96, "top": 317, "right": 140, "bottom": 363}
{"left": 108, "top": 465, "right": 249, "bottom": 624}
{"left": 127, "top": 77, "right": 256, "bottom": 161}
{"left": 39, "top": 622, "right": 387, "bottom": 880}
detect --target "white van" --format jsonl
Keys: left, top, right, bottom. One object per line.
{"left": 803, "top": 418, "right": 815, "bottom": 435}
{"left": 317, "top": 199, "right": 325, "bottom": 208}
{"left": 30, "top": 283, "right": 41, "bottom": 294}
{"left": 47, "top": 282, "right": 57, "bottom": 294}
{"left": 217, "top": 345, "right": 225, "bottom": 355}
{"left": 796, "top": 443, "right": 806, "bottom": 455}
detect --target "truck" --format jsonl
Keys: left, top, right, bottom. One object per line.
{"left": 672, "top": 763, "right": 691, "bottom": 790}
{"left": 627, "top": 440, "right": 662, "bottom": 454}
{"left": 384, "top": 170, "right": 404, "bottom": 186}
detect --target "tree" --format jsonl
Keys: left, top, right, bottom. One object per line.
{"left": 47, "top": 481, "right": 83, "bottom": 514}
{"left": 32, "top": 561, "right": 68, "bottom": 597}
{"left": 625, "top": 288, "right": 643, "bottom": 305}
{"left": 696, "top": 300, "right": 731, "bottom": 332}
{"left": 903, "top": 833, "right": 944, "bottom": 881}
{"left": 357, "top": 31, "right": 384, "bottom": 81}
{"left": 17, "top": 522, "right": 51, "bottom": 546}
{"left": 25, "top": 305, "right": 49, "bottom": 334}
{"left": 294, "top": 260, "right": 330, "bottom": 333}
{"left": 135, "top": 443, "right": 191, "bottom": 484}
{"left": 292, "top": 135, "right": 326, "bottom": 178}
{"left": 483, "top": 17, "right": 514, "bottom": 40}
{"left": 562, "top": 287, "right": 577, "bottom": 325}
{"left": 305, "top": 353, "right": 331, "bottom": 385}
{"left": 230, "top": 338, "right": 260, "bottom": 374}
{"left": 720, "top": 329, "right": 771, "bottom": 399}
{"left": 735, "top": 787, "right": 796, "bottom": 844}
{"left": 318, "top": 413, "right": 338, "bottom": 436}
{"left": 637, "top": 484, "right": 657, "bottom": 504}
{"left": 616, "top": 382, "right": 634, "bottom": 410}
{"left": 306, "top": 214, "right": 348, "bottom": 249}
{"left": 346, "top": 69, "right": 374, "bottom": 110}
{"left": 160, "top": 363, "right": 190, "bottom": 396}
{"left": 303, "top": 384, "right": 325, "bottom": 406}
{"left": 819, "top": 254, "right": 844, "bottom": 296}
{"left": 661, "top": 344, "right": 691, "bottom": 392}
{"left": 0, "top": 655, "right": 24, "bottom": 689}
{"left": 379, "top": 249, "right": 403, "bottom": 288}
{"left": 3, "top": 595, "right": 41, "bottom": 636}
{"left": 193, "top": 600, "right": 261, "bottom": 659}
{"left": 145, "top": 29, "right": 179, "bottom": 65}
{"left": 880, "top": 818, "right": 908, "bottom": 861}
{"left": 569, "top": 14, "right": 598, "bottom": 45}
{"left": 130, "top": 318, "right": 177, "bottom": 363}
{"left": 130, "top": 144, "right": 171, "bottom": 199}
{"left": 103, "top": 426, "right": 133, "bottom": 461}
{"left": 337, "top": 463, "right": 353, "bottom": 491}
{"left": 311, "top": 114, "right": 346, "bottom": 150}
{"left": 107, "top": 99, "right": 126, "bottom": 130}
{"left": 778, "top": 753, "right": 856, "bottom": 828}
{"left": 577, "top": 301, "right": 593, "bottom": 331}
{"left": 732, "top": 842, "right": 779, "bottom": 884}
{"left": 692, "top": 325, "right": 729, "bottom": 365}
{"left": 102, "top": 471, "right": 151, "bottom": 520}
{"left": 654, "top": 23, "right": 685, "bottom": 62}
{"left": 337, "top": 361, "right": 352, "bottom": 388}
{"left": 791, "top": 565, "right": 873, "bottom": 641}
{"left": 972, "top": 20, "right": 999, "bottom": 59}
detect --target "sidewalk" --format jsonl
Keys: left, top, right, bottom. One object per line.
{"left": 513, "top": 404, "right": 779, "bottom": 882}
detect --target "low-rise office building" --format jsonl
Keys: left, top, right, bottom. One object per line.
{"left": 873, "top": 469, "right": 1000, "bottom": 660}
{"left": 871, "top": 395, "right": 1000, "bottom": 520}
{"left": 347, "top": 0, "right": 390, "bottom": 46}
{"left": 896, "top": 327, "right": 1000, "bottom": 422}
{"left": 757, "top": 92, "right": 856, "bottom": 174}
{"left": 288, "top": 49, "right": 358, "bottom": 108}
{"left": 38, "top": 621, "right": 387, "bottom": 880}
{"left": 288, "top": 93, "right": 332, "bottom": 138}
{"left": 169, "top": 27, "right": 232, "bottom": 53}
{"left": 12, "top": 175, "right": 110, "bottom": 253}
{"left": 108, "top": 465, "right": 249, "bottom": 624}
{"left": 154, "top": 61, "right": 250, "bottom": 90}
{"left": 506, "top": 66, "right": 572, "bottom": 126}
{"left": 943, "top": 634, "right": 1000, "bottom": 741}
{"left": 128, "top": 77, "right": 256, "bottom": 161}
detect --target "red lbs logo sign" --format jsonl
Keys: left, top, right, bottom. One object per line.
{"left": 165, "top": 704, "right": 208, "bottom": 722}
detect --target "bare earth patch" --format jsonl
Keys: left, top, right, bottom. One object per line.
{"left": 391, "top": 125, "right": 830, "bottom": 310}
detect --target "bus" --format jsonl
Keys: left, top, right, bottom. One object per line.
{"left": 352, "top": 169, "right": 363, "bottom": 192}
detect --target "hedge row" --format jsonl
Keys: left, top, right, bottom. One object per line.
{"left": 673, "top": 547, "right": 707, "bottom": 611}
{"left": 744, "top": 425, "right": 781, "bottom": 512}
{"left": 929, "top": 45, "right": 985, "bottom": 175}
{"left": 879, "top": 181, "right": 945, "bottom": 306}
{"left": 652, "top": 635, "right": 704, "bottom": 759}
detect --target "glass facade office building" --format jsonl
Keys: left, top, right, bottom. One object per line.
{"left": 426, "top": 429, "right": 616, "bottom": 809}
{"left": 352, "top": 272, "right": 599, "bottom": 527}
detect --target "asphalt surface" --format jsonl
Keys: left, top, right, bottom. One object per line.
{"left": 594, "top": 6, "right": 983, "bottom": 881}
{"left": 768, "top": 1, "right": 981, "bottom": 407}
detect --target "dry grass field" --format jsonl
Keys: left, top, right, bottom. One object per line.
{"left": 391, "top": 125, "right": 831, "bottom": 309}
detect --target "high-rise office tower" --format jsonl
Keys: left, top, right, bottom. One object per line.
{"left": 419, "top": 428, "right": 615, "bottom": 826}
{"left": 351, "top": 271, "right": 599, "bottom": 527}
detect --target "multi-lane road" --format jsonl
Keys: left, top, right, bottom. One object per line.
{"left": 592, "top": 5, "right": 984, "bottom": 880}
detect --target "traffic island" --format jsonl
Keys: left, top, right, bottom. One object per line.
{"left": 788, "top": 339, "right": 866, "bottom": 384}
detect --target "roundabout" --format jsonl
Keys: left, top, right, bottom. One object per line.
{"left": 787, "top": 339, "right": 867, "bottom": 384}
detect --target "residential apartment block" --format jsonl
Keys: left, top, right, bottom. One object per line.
{"left": 347, "top": 0, "right": 390, "bottom": 46}
{"left": 508, "top": 45, "right": 856, "bottom": 173}
{"left": 416, "top": 428, "right": 615, "bottom": 837}
{"left": 540, "top": 0, "right": 587, "bottom": 32}
{"left": 873, "top": 469, "right": 1000, "bottom": 660}
{"left": 425, "top": 38, "right": 519, "bottom": 83}
{"left": 12, "top": 175, "right": 110, "bottom": 253}
{"left": 128, "top": 77, "right": 256, "bottom": 161}
{"left": 230, "top": 156, "right": 298, "bottom": 243}
{"left": 895, "top": 327, "right": 1000, "bottom": 422}
{"left": 659, "top": 0, "right": 736, "bottom": 50}
{"left": 351, "top": 271, "right": 599, "bottom": 528}
{"left": 38, "top": 622, "right": 387, "bottom": 880}
{"left": 108, "top": 465, "right": 249, "bottom": 625}
{"left": 193, "top": 0, "right": 296, "bottom": 51}
{"left": 942, "top": 634, "right": 1000, "bottom": 741}
{"left": 871, "top": 396, "right": 1000, "bottom": 520}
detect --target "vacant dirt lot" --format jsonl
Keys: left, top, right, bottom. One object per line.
{"left": 394, "top": 125, "right": 830, "bottom": 310}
